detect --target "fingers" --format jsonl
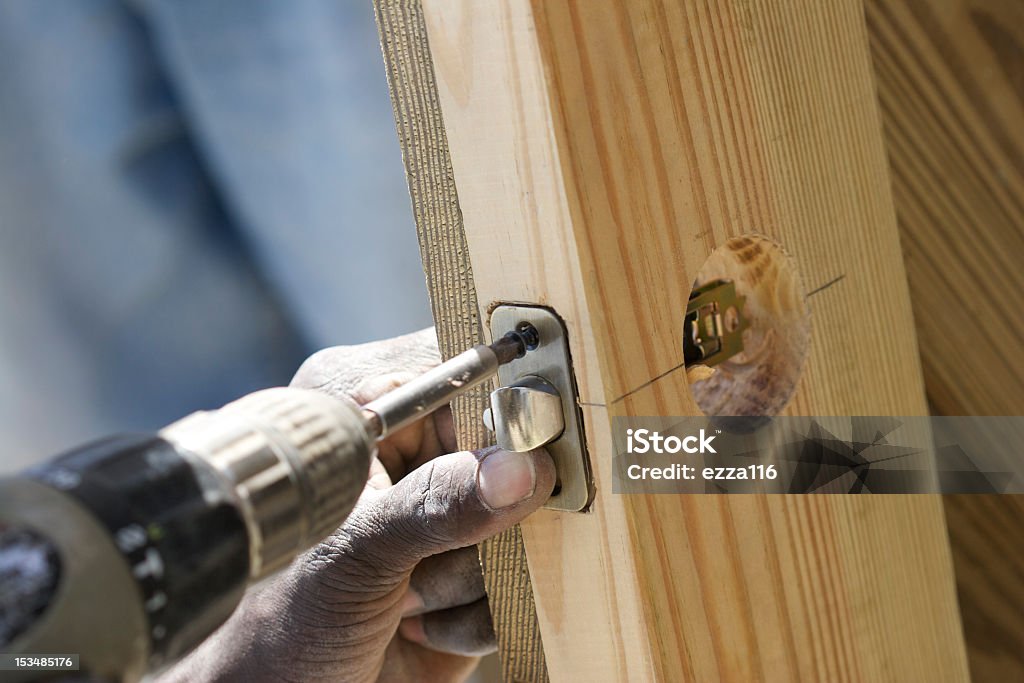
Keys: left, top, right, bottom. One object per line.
{"left": 290, "top": 327, "right": 441, "bottom": 400}
{"left": 399, "top": 599, "right": 496, "bottom": 657}
{"left": 403, "top": 546, "right": 485, "bottom": 616}
{"left": 360, "top": 447, "right": 556, "bottom": 573}
{"left": 291, "top": 331, "right": 458, "bottom": 475}
{"left": 398, "top": 548, "right": 492, "bottom": 657}
{"left": 355, "top": 371, "right": 448, "bottom": 482}
{"left": 377, "top": 637, "right": 479, "bottom": 683}
{"left": 430, "top": 404, "right": 459, "bottom": 456}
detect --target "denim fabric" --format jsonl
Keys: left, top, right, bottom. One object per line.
{"left": 0, "top": 0, "right": 430, "bottom": 463}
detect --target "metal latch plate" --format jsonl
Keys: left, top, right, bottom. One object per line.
{"left": 684, "top": 279, "right": 748, "bottom": 367}
{"left": 490, "top": 304, "right": 594, "bottom": 512}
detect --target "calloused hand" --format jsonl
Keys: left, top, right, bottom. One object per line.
{"left": 158, "top": 329, "right": 555, "bottom": 682}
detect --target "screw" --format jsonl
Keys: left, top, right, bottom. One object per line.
{"left": 516, "top": 322, "right": 541, "bottom": 350}
{"left": 489, "top": 322, "right": 541, "bottom": 363}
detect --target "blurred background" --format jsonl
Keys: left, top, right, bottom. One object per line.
{"left": 0, "top": 0, "right": 434, "bottom": 468}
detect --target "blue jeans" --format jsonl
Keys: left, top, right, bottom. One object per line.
{"left": 0, "top": 0, "right": 432, "bottom": 464}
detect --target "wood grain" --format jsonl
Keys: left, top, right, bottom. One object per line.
{"left": 942, "top": 494, "right": 1024, "bottom": 681}
{"left": 867, "top": 0, "right": 1024, "bottom": 416}
{"left": 865, "top": 1, "right": 1024, "bottom": 679}
{"left": 419, "top": 1, "right": 969, "bottom": 680}
{"left": 373, "top": 2, "right": 549, "bottom": 680}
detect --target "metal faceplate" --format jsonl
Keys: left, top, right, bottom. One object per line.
{"left": 490, "top": 304, "right": 594, "bottom": 512}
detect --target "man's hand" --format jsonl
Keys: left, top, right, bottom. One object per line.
{"left": 159, "top": 329, "right": 555, "bottom": 683}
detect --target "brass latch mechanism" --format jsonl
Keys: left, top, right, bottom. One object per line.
{"left": 683, "top": 279, "right": 748, "bottom": 367}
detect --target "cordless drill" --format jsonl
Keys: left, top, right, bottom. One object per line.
{"left": 0, "top": 329, "right": 535, "bottom": 682}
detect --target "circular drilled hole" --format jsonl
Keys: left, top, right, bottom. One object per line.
{"left": 686, "top": 235, "right": 810, "bottom": 417}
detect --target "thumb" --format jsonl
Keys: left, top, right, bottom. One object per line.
{"left": 368, "top": 447, "right": 556, "bottom": 571}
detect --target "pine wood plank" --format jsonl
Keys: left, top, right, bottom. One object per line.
{"left": 415, "top": 1, "right": 969, "bottom": 680}
{"left": 865, "top": 1, "right": 1024, "bottom": 679}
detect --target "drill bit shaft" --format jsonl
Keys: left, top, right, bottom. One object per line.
{"left": 361, "top": 326, "right": 537, "bottom": 440}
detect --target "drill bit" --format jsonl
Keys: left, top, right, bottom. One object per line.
{"left": 361, "top": 324, "right": 540, "bottom": 440}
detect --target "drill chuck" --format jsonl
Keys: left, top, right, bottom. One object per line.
{"left": 160, "top": 388, "right": 373, "bottom": 580}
